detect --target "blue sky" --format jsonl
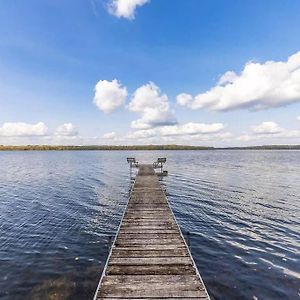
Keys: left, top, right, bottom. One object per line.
{"left": 0, "top": 0, "right": 300, "bottom": 146}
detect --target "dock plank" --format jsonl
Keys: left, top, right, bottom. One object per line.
{"left": 100, "top": 275, "right": 206, "bottom": 298}
{"left": 94, "top": 164, "right": 210, "bottom": 300}
{"left": 112, "top": 248, "right": 189, "bottom": 258}
{"left": 118, "top": 233, "right": 180, "bottom": 239}
{"left": 109, "top": 257, "right": 193, "bottom": 266}
{"left": 107, "top": 265, "right": 196, "bottom": 276}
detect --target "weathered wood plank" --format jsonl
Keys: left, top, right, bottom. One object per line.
{"left": 120, "top": 226, "right": 178, "bottom": 231}
{"left": 122, "top": 221, "right": 176, "bottom": 228}
{"left": 124, "top": 210, "right": 172, "bottom": 214}
{"left": 124, "top": 212, "right": 172, "bottom": 216}
{"left": 107, "top": 264, "right": 196, "bottom": 276}
{"left": 119, "top": 229, "right": 179, "bottom": 234}
{"left": 100, "top": 274, "right": 205, "bottom": 285}
{"left": 111, "top": 248, "right": 189, "bottom": 258}
{"left": 98, "top": 298, "right": 208, "bottom": 300}
{"left": 99, "top": 275, "right": 206, "bottom": 298}
{"left": 117, "top": 233, "right": 181, "bottom": 240}
{"left": 123, "top": 216, "right": 175, "bottom": 221}
{"left": 115, "top": 238, "right": 185, "bottom": 246}
{"left": 126, "top": 208, "right": 170, "bottom": 212}
{"left": 110, "top": 244, "right": 187, "bottom": 251}
{"left": 96, "top": 295, "right": 207, "bottom": 300}
{"left": 109, "top": 257, "right": 193, "bottom": 266}
{"left": 129, "top": 201, "right": 167, "bottom": 205}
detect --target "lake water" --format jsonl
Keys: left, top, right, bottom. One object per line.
{"left": 0, "top": 150, "right": 299, "bottom": 300}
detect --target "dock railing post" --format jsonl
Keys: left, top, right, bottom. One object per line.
{"left": 127, "top": 158, "right": 138, "bottom": 186}
{"left": 153, "top": 158, "right": 167, "bottom": 177}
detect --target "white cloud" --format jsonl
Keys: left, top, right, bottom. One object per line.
{"left": 94, "top": 79, "right": 127, "bottom": 113}
{"left": 0, "top": 122, "right": 48, "bottom": 137}
{"left": 126, "top": 122, "right": 228, "bottom": 143}
{"left": 0, "top": 121, "right": 231, "bottom": 146}
{"left": 176, "top": 93, "right": 193, "bottom": 107}
{"left": 236, "top": 134, "right": 253, "bottom": 142}
{"left": 107, "top": 0, "right": 149, "bottom": 19}
{"left": 159, "top": 122, "right": 224, "bottom": 136}
{"left": 103, "top": 132, "right": 117, "bottom": 139}
{"left": 178, "top": 51, "right": 300, "bottom": 111}
{"left": 129, "top": 82, "right": 177, "bottom": 129}
{"left": 126, "top": 128, "right": 156, "bottom": 139}
{"left": 252, "top": 121, "right": 283, "bottom": 135}
{"left": 237, "top": 121, "right": 300, "bottom": 142}
{"left": 297, "top": 116, "right": 300, "bottom": 121}
{"left": 55, "top": 123, "right": 78, "bottom": 136}
{"left": 0, "top": 122, "right": 81, "bottom": 145}
{"left": 129, "top": 82, "right": 168, "bottom": 112}
{"left": 217, "top": 71, "right": 238, "bottom": 85}
{"left": 282, "top": 130, "right": 300, "bottom": 138}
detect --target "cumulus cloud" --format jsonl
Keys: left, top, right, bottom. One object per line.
{"left": 178, "top": 51, "right": 300, "bottom": 111}
{"left": 237, "top": 121, "right": 300, "bottom": 142}
{"left": 94, "top": 79, "right": 127, "bottom": 113}
{"left": 129, "top": 82, "right": 177, "bottom": 129}
{"left": 126, "top": 122, "right": 228, "bottom": 143}
{"left": 176, "top": 93, "right": 193, "bottom": 107}
{"left": 217, "top": 71, "right": 239, "bottom": 85}
{"left": 55, "top": 123, "right": 78, "bottom": 136}
{"left": 252, "top": 121, "right": 283, "bottom": 134}
{"left": 0, "top": 122, "right": 48, "bottom": 137}
{"left": 107, "top": 0, "right": 149, "bottom": 19}
{"left": 126, "top": 128, "right": 156, "bottom": 139}
{"left": 0, "top": 122, "right": 83, "bottom": 145}
{"left": 103, "top": 132, "right": 117, "bottom": 139}
{"left": 159, "top": 122, "right": 224, "bottom": 136}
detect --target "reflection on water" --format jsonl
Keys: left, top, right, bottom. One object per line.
{"left": 0, "top": 150, "right": 299, "bottom": 300}
{"left": 27, "top": 265, "right": 101, "bottom": 300}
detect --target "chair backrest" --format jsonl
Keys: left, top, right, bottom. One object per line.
{"left": 157, "top": 158, "right": 166, "bottom": 163}
{"left": 127, "top": 158, "right": 136, "bottom": 163}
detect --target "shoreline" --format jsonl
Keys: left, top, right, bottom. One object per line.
{"left": 1, "top": 145, "right": 300, "bottom": 151}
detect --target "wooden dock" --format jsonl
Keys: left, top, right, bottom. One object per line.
{"left": 94, "top": 164, "right": 210, "bottom": 299}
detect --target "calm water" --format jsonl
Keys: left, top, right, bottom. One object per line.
{"left": 0, "top": 150, "right": 299, "bottom": 300}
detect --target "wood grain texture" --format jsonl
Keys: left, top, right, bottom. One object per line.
{"left": 95, "top": 164, "right": 210, "bottom": 300}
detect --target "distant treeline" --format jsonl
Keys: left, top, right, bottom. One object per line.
{"left": 0, "top": 144, "right": 299, "bottom": 151}
{"left": 0, "top": 145, "right": 214, "bottom": 151}
{"left": 218, "top": 145, "right": 300, "bottom": 150}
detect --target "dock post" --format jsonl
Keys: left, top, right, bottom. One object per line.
{"left": 127, "top": 157, "right": 138, "bottom": 181}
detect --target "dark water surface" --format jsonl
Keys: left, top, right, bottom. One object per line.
{"left": 0, "top": 150, "right": 299, "bottom": 300}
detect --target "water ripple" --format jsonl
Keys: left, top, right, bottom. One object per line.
{"left": 0, "top": 150, "right": 299, "bottom": 300}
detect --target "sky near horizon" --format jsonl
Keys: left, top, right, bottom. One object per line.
{"left": 1, "top": 0, "right": 300, "bottom": 146}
